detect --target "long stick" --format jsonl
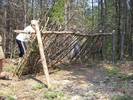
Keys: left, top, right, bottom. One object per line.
{"left": 35, "top": 22, "right": 50, "bottom": 88}
{"left": 14, "top": 30, "right": 112, "bottom": 36}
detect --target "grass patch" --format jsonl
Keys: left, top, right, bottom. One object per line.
{"left": 32, "top": 83, "right": 46, "bottom": 90}
{"left": 117, "top": 73, "right": 133, "bottom": 81}
{"left": 44, "top": 91, "right": 66, "bottom": 100}
{"left": 0, "top": 95, "right": 17, "bottom": 100}
{"left": 112, "top": 95, "right": 133, "bottom": 100}
{"left": 6, "top": 95, "right": 17, "bottom": 100}
{"left": 104, "top": 64, "right": 133, "bottom": 81}
{"left": 112, "top": 81, "right": 129, "bottom": 89}
{"left": 3, "top": 65, "right": 15, "bottom": 73}
{"left": 105, "top": 66, "right": 120, "bottom": 77}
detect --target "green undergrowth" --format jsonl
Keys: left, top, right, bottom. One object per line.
{"left": 112, "top": 95, "right": 133, "bottom": 100}
{"left": 43, "top": 91, "right": 69, "bottom": 100}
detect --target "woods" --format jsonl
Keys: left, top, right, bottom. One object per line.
{"left": 0, "top": 0, "right": 133, "bottom": 62}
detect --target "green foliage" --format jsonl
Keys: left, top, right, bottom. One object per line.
{"left": 3, "top": 65, "right": 15, "bottom": 73}
{"left": 104, "top": 37, "right": 113, "bottom": 60}
{"left": 44, "top": 91, "right": 65, "bottom": 100}
{"left": 112, "top": 81, "right": 129, "bottom": 89}
{"left": 85, "top": 7, "right": 99, "bottom": 30}
{"left": 105, "top": 0, "right": 116, "bottom": 31}
{"left": 32, "top": 83, "right": 46, "bottom": 90}
{"left": 6, "top": 95, "right": 17, "bottom": 100}
{"left": 112, "top": 95, "right": 133, "bottom": 100}
{"left": 117, "top": 73, "right": 133, "bottom": 81}
{"left": 105, "top": 66, "right": 120, "bottom": 77}
{"left": 50, "top": 0, "right": 65, "bottom": 24}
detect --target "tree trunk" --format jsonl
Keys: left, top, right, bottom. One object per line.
{"left": 128, "top": 0, "right": 133, "bottom": 58}
{"left": 64, "top": 0, "right": 68, "bottom": 30}
{"left": 115, "top": 0, "right": 121, "bottom": 60}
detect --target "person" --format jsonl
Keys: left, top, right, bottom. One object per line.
{"left": 0, "top": 34, "right": 8, "bottom": 79}
{"left": 70, "top": 42, "right": 80, "bottom": 60}
{"left": 15, "top": 20, "right": 38, "bottom": 58}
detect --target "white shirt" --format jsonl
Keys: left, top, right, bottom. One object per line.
{"left": 16, "top": 25, "right": 35, "bottom": 41}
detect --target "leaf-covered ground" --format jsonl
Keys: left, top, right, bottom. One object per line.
{"left": 0, "top": 60, "right": 133, "bottom": 100}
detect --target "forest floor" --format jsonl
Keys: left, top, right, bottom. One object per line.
{"left": 0, "top": 60, "right": 133, "bottom": 100}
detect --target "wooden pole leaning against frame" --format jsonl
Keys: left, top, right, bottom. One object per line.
{"left": 34, "top": 23, "right": 51, "bottom": 88}
{"left": 14, "top": 26, "right": 51, "bottom": 88}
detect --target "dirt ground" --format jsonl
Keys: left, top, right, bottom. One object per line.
{"left": 0, "top": 60, "right": 133, "bottom": 100}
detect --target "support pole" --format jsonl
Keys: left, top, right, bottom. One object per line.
{"left": 35, "top": 22, "right": 50, "bottom": 88}
{"left": 112, "top": 30, "right": 115, "bottom": 64}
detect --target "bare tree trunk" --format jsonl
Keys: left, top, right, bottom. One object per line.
{"left": 40, "top": 0, "right": 42, "bottom": 19}
{"left": 3, "top": 8, "right": 7, "bottom": 53}
{"left": 115, "top": 0, "right": 121, "bottom": 60}
{"left": 64, "top": 0, "right": 68, "bottom": 30}
{"left": 32, "top": 0, "right": 35, "bottom": 19}
{"left": 120, "top": 0, "right": 127, "bottom": 61}
{"left": 23, "top": 0, "right": 27, "bottom": 27}
{"left": 129, "top": 0, "right": 133, "bottom": 58}
{"left": 92, "top": 0, "right": 94, "bottom": 29}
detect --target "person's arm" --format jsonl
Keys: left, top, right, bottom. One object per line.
{"left": 14, "top": 30, "right": 27, "bottom": 33}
